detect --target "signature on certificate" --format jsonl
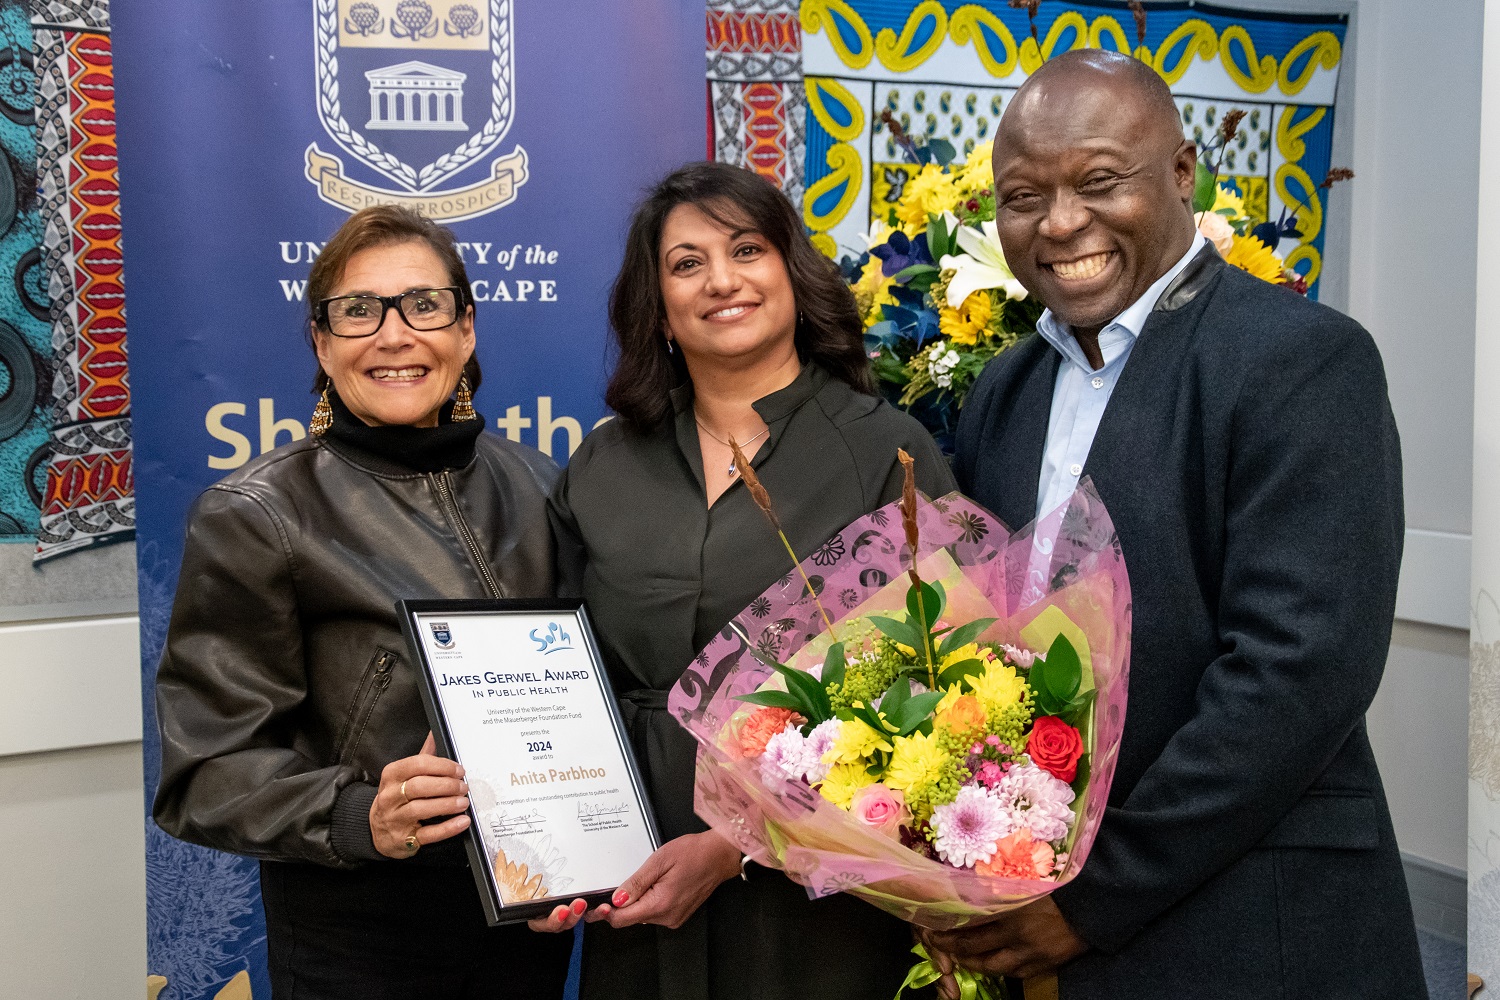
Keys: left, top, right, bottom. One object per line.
{"left": 577, "top": 801, "right": 630, "bottom": 819}
{"left": 492, "top": 809, "right": 547, "bottom": 836}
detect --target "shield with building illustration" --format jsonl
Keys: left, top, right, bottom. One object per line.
{"left": 308, "top": 0, "right": 527, "bottom": 221}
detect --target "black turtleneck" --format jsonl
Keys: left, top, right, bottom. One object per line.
{"left": 324, "top": 390, "right": 484, "bottom": 473}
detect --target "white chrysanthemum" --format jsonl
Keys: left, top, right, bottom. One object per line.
{"left": 995, "top": 763, "right": 1076, "bottom": 843}
{"left": 931, "top": 784, "right": 1014, "bottom": 868}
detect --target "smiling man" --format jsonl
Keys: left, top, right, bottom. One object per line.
{"left": 931, "top": 50, "right": 1427, "bottom": 1000}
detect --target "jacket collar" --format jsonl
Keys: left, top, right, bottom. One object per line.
{"left": 1153, "top": 241, "right": 1224, "bottom": 314}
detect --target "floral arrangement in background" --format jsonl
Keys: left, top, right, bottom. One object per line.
{"left": 1191, "top": 108, "right": 1353, "bottom": 296}
{"left": 842, "top": 112, "right": 1041, "bottom": 453}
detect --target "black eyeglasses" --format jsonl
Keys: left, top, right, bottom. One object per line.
{"left": 316, "top": 286, "right": 468, "bottom": 338}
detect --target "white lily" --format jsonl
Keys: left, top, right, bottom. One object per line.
{"left": 939, "top": 220, "right": 1028, "bottom": 307}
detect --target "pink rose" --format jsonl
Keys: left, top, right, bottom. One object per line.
{"left": 850, "top": 783, "right": 910, "bottom": 839}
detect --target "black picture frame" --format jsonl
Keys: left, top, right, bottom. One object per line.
{"left": 397, "top": 597, "right": 661, "bottom": 925}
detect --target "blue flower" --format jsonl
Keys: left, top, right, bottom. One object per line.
{"left": 870, "top": 230, "right": 934, "bottom": 278}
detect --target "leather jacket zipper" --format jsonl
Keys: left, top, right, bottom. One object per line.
{"left": 336, "top": 648, "right": 396, "bottom": 766}
{"left": 431, "top": 470, "right": 505, "bottom": 598}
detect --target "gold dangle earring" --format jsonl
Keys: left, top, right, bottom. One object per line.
{"left": 452, "top": 374, "right": 477, "bottom": 422}
{"left": 310, "top": 386, "right": 333, "bottom": 436}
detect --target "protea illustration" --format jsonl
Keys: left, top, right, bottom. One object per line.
{"left": 445, "top": 3, "right": 481, "bottom": 37}
{"left": 344, "top": 1, "right": 384, "bottom": 36}
{"left": 391, "top": 0, "right": 438, "bottom": 39}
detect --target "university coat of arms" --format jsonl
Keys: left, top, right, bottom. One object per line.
{"left": 306, "top": 0, "right": 528, "bottom": 222}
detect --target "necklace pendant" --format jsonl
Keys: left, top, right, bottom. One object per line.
{"left": 727, "top": 461, "right": 738, "bottom": 478}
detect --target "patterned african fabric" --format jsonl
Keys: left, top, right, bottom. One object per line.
{"left": 0, "top": 2, "right": 51, "bottom": 542}
{"left": 32, "top": 0, "right": 132, "bottom": 561}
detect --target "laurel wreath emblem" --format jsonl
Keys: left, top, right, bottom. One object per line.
{"left": 314, "top": 0, "right": 514, "bottom": 192}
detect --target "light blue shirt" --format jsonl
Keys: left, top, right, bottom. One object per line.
{"left": 1034, "top": 234, "right": 1206, "bottom": 519}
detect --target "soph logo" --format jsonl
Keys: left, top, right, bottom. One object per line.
{"left": 429, "top": 622, "right": 455, "bottom": 650}
{"left": 530, "top": 622, "right": 572, "bottom": 654}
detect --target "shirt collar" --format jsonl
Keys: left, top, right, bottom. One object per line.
{"left": 1036, "top": 231, "right": 1208, "bottom": 362}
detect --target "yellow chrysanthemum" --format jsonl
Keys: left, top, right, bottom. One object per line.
{"left": 897, "top": 164, "right": 960, "bottom": 229}
{"left": 971, "top": 661, "right": 1027, "bottom": 714}
{"left": 956, "top": 143, "right": 994, "bottom": 194}
{"left": 937, "top": 292, "right": 991, "bottom": 347}
{"left": 818, "top": 761, "right": 877, "bottom": 809}
{"left": 1224, "top": 233, "right": 1285, "bottom": 283}
{"left": 940, "top": 641, "right": 982, "bottom": 670}
{"left": 823, "top": 716, "right": 894, "bottom": 765}
{"left": 854, "top": 254, "right": 897, "bottom": 328}
{"left": 1211, "top": 183, "right": 1245, "bottom": 219}
{"left": 933, "top": 684, "right": 966, "bottom": 716}
{"left": 885, "top": 730, "right": 948, "bottom": 791}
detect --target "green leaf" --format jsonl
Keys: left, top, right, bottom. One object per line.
{"left": 893, "top": 263, "right": 940, "bottom": 284}
{"left": 821, "top": 642, "right": 847, "bottom": 694}
{"left": 1193, "top": 161, "right": 1217, "bottom": 214}
{"left": 849, "top": 701, "right": 894, "bottom": 736}
{"left": 926, "top": 214, "right": 953, "bottom": 261}
{"left": 937, "top": 658, "right": 986, "bottom": 691}
{"left": 736, "top": 690, "right": 805, "bottom": 710}
{"left": 774, "top": 663, "right": 831, "bottom": 723}
{"left": 905, "top": 580, "right": 945, "bottom": 633}
{"left": 879, "top": 675, "right": 911, "bottom": 718}
{"left": 870, "top": 615, "right": 924, "bottom": 651}
{"left": 926, "top": 137, "right": 957, "bottom": 166}
{"left": 935, "top": 618, "right": 998, "bottom": 659}
{"left": 1043, "top": 634, "right": 1082, "bottom": 704}
{"left": 1072, "top": 752, "right": 1091, "bottom": 792}
{"left": 1060, "top": 688, "right": 1098, "bottom": 728}
{"left": 896, "top": 690, "right": 945, "bottom": 734}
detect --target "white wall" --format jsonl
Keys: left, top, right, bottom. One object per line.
{"left": 0, "top": 577, "right": 146, "bottom": 998}
{"left": 1345, "top": 0, "right": 1481, "bottom": 876}
{"left": 1470, "top": 0, "right": 1500, "bottom": 979}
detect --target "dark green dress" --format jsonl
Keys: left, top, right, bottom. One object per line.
{"left": 549, "top": 364, "right": 955, "bottom": 1000}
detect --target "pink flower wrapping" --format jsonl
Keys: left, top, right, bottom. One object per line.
{"left": 667, "top": 481, "right": 1131, "bottom": 931}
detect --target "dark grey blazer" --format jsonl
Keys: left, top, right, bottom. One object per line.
{"left": 955, "top": 247, "right": 1427, "bottom": 999}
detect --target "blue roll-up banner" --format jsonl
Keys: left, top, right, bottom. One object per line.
{"left": 117, "top": 2, "right": 704, "bottom": 995}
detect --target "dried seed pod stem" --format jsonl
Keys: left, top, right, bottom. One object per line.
{"left": 897, "top": 448, "right": 938, "bottom": 686}
{"left": 1128, "top": 0, "right": 1148, "bottom": 51}
{"left": 730, "top": 436, "right": 837, "bottom": 638}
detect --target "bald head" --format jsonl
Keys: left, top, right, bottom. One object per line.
{"left": 1000, "top": 49, "right": 1184, "bottom": 160}
{"left": 987, "top": 48, "right": 1199, "bottom": 339}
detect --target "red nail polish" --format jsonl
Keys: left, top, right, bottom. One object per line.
{"left": 571, "top": 899, "right": 587, "bottom": 916}
{"left": 612, "top": 890, "right": 630, "bottom": 906}
{"left": 553, "top": 906, "right": 568, "bottom": 923}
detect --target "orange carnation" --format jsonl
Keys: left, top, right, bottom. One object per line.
{"left": 975, "top": 829, "right": 1056, "bottom": 880}
{"left": 738, "top": 706, "right": 804, "bottom": 757}
{"left": 935, "top": 694, "right": 987, "bottom": 737}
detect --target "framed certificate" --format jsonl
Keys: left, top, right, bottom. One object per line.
{"left": 397, "top": 598, "right": 660, "bottom": 925}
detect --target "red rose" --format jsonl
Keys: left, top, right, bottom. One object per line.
{"left": 1027, "top": 716, "right": 1084, "bottom": 784}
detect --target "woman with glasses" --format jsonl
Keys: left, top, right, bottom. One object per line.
{"left": 152, "top": 205, "right": 573, "bottom": 999}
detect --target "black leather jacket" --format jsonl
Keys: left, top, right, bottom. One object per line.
{"left": 153, "top": 430, "right": 559, "bottom": 867}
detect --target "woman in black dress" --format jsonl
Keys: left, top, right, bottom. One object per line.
{"left": 542, "top": 162, "right": 955, "bottom": 999}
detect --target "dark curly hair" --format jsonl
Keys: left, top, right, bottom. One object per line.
{"left": 605, "top": 161, "right": 874, "bottom": 430}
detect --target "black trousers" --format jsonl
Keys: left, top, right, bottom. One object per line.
{"left": 261, "top": 859, "right": 573, "bottom": 1000}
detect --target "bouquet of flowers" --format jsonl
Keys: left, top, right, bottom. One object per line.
{"left": 668, "top": 451, "right": 1131, "bottom": 995}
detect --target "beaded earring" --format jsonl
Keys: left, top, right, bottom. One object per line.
{"left": 309, "top": 386, "right": 333, "bottom": 436}
{"left": 452, "top": 374, "right": 477, "bottom": 422}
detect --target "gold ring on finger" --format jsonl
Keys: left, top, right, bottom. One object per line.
{"left": 404, "top": 833, "right": 419, "bottom": 854}
{"left": 399, "top": 779, "right": 409, "bottom": 804}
